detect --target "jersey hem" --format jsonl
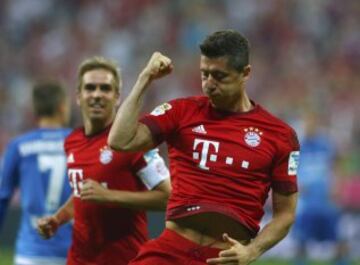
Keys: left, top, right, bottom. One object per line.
{"left": 166, "top": 202, "right": 258, "bottom": 237}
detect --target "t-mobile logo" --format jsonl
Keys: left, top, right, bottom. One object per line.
{"left": 193, "top": 139, "right": 219, "bottom": 170}
{"left": 68, "top": 168, "right": 83, "bottom": 197}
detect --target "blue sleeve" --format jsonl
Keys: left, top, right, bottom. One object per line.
{"left": 0, "top": 141, "right": 20, "bottom": 229}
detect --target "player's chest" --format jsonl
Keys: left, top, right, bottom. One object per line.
{"left": 66, "top": 138, "right": 136, "bottom": 197}
{"left": 66, "top": 138, "right": 129, "bottom": 181}
{"left": 172, "top": 120, "right": 277, "bottom": 172}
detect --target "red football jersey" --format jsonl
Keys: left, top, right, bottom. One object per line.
{"left": 141, "top": 96, "right": 300, "bottom": 236}
{"left": 64, "top": 126, "right": 148, "bottom": 265}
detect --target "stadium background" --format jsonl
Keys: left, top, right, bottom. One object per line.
{"left": 0, "top": 0, "right": 359, "bottom": 264}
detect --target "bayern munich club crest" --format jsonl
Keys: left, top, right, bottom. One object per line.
{"left": 99, "top": 146, "right": 113, "bottom": 164}
{"left": 244, "top": 127, "right": 263, "bottom": 147}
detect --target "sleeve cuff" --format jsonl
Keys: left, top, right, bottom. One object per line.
{"left": 271, "top": 181, "right": 298, "bottom": 194}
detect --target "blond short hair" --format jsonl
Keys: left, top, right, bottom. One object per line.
{"left": 77, "top": 56, "right": 122, "bottom": 92}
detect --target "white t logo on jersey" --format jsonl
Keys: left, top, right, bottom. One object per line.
{"left": 68, "top": 169, "right": 83, "bottom": 197}
{"left": 193, "top": 139, "right": 219, "bottom": 170}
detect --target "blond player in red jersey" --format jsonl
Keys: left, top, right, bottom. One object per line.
{"left": 109, "top": 30, "right": 299, "bottom": 265}
{"left": 37, "top": 56, "right": 171, "bottom": 265}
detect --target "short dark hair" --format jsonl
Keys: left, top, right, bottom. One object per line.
{"left": 32, "top": 81, "right": 66, "bottom": 117}
{"left": 77, "top": 56, "right": 121, "bottom": 92}
{"left": 199, "top": 30, "right": 250, "bottom": 72}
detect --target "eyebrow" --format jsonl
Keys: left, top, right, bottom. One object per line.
{"left": 84, "top": 83, "right": 112, "bottom": 86}
{"left": 83, "top": 83, "right": 113, "bottom": 89}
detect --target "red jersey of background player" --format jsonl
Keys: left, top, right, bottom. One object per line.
{"left": 141, "top": 96, "right": 300, "bottom": 237}
{"left": 65, "top": 125, "right": 169, "bottom": 264}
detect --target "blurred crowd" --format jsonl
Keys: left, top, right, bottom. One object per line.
{"left": 0, "top": 0, "right": 359, "bottom": 209}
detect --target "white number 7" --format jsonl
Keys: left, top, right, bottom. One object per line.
{"left": 38, "top": 154, "right": 66, "bottom": 213}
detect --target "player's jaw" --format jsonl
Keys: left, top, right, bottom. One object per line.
{"left": 203, "top": 83, "right": 244, "bottom": 112}
{"left": 88, "top": 99, "right": 106, "bottom": 114}
{"left": 85, "top": 98, "right": 115, "bottom": 121}
{"left": 204, "top": 85, "right": 222, "bottom": 106}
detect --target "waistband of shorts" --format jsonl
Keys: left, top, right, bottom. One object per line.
{"left": 159, "top": 228, "right": 221, "bottom": 259}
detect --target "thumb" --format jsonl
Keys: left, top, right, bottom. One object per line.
{"left": 223, "top": 233, "right": 239, "bottom": 246}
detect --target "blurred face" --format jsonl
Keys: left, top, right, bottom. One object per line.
{"left": 77, "top": 69, "right": 119, "bottom": 127}
{"left": 200, "top": 55, "right": 250, "bottom": 109}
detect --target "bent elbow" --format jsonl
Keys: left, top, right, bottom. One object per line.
{"left": 107, "top": 137, "right": 131, "bottom": 152}
{"left": 107, "top": 135, "right": 119, "bottom": 149}
{"left": 107, "top": 139, "right": 124, "bottom": 151}
{"left": 159, "top": 194, "right": 170, "bottom": 211}
{"left": 157, "top": 184, "right": 171, "bottom": 211}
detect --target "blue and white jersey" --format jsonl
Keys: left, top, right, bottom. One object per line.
{"left": 0, "top": 128, "right": 72, "bottom": 264}
{"left": 297, "top": 132, "right": 336, "bottom": 213}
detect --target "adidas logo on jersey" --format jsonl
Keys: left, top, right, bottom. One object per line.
{"left": 67, "top": 153, "right": 75, "bottom": 163}
{"left": 192, "top": 125, "right": 207, "bottom": 134}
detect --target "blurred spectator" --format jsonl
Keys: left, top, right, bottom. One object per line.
{"left": 293, "top": 111, "right": 349, "bottom": 265}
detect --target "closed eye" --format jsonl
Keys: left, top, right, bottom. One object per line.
{"left": 83, "top": 83, "right": 113, "bottom": 92}
{"left": 84, "top": 84, "right": 96, "bottom": 91}
{"left": 99, "top": 84, "right": 112, "bottom": 92}
{"left": 201, "top": 71, "right": 228, "bottom": 82}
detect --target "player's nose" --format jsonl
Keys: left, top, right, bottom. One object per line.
{"left": 91, "top": 87, "right": 103, "bottom": 98}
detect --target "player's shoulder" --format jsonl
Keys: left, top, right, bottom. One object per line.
{"left": 8, "top": 128, "right": 53, "bottom": 147}
{"left": 257, "top": 105, "right": 299, "bottom": 149}
{"left": 66, "top": 127, "right": 83, "bottom": 137}
{"left": 65, "top": 127, "right": 84, "bottom": 144}
{"left": 257, "top": 105, "right": 296, "bottom": 135}
{"left": 170, "top": 95, "right": 207, "bottom": 104}
{"left": 5, "top": 128, "right": 70, "bottom": 154}
{"left": 167, "top": 95, "right": 208, "bottom": 111}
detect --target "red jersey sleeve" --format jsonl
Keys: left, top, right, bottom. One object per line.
{"left": 139, "top": 99, "right": 182, "bottom": 145}
{"left": 271, "top": 128, "right": 300, "bottom": 193}
{"left": 129, "top": 152, "right": 147, "bottom": 172}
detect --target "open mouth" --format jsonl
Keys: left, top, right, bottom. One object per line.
{"left": 89, "top": 103, "right": 105, "bottom": 111}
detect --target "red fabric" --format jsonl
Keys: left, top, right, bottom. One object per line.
{"left": 129, "top": 229, "right": 221, "bottom": 265}
{"left": 64, "top": 126, "right": 148, "bottom": 265}
{"left": 140, "top": 96, "right": 299, "bottom": 235}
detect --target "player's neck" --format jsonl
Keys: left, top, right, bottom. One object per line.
{"left": 213, "top": 93, "right": 253, "bottom": 113}
{"left": 38, "top": 117, "right": 63, "bottom": 128}
{"left": 234, "top": 94, "right": 252, "bottom": 112}
{"left": 84, "top": 118, "right": 112, "bottom": 136}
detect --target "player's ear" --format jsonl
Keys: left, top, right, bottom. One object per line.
{"left": 242, "top": 65, "right": 251, "bottom": 80}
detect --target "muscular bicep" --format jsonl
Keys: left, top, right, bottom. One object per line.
{"left": 271, "top": 190, "right": 298, "bottom": 219}
{"left": 119, "top": 123, "right": 157, "bottom": 152}
{"left": 126, "top": 123, "right": 157, "bottom": 151}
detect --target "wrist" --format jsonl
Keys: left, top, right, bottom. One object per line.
{"left": 108, "top": 190, "right": 127, "bottom": 205}
{"left": 54, "top": 210, "right": 71, "bottom": 226}
{"left": 246, "top": 244, "right": 262, "bottom": 262}
{"left": 138, "top": 71, "right": 153, "bottom": 84}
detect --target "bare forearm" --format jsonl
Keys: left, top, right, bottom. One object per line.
{"left": 105, "top": 189, "right": 169, "bottom": 211}
{"left": 54, "top": 196, "right": 74, "bottom": 225}
{"left": 246, "top": 191, "right": 297, "bottom": 261}
{"left": 108, "top": 73, "right": 151, "bottom": 150}
{"left": 247, "top": 213, "right": 295, "bottom": 259}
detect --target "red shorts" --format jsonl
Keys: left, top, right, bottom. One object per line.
{"left": 129, "top": 229, "right": 221, "bottom": 265}
{"left": 66, "top": 240, "right": 139, "bottom": 265}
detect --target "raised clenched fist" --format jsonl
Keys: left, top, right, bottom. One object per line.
{"left": 142, "top": 52, "right": 173, "bottom": 81}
